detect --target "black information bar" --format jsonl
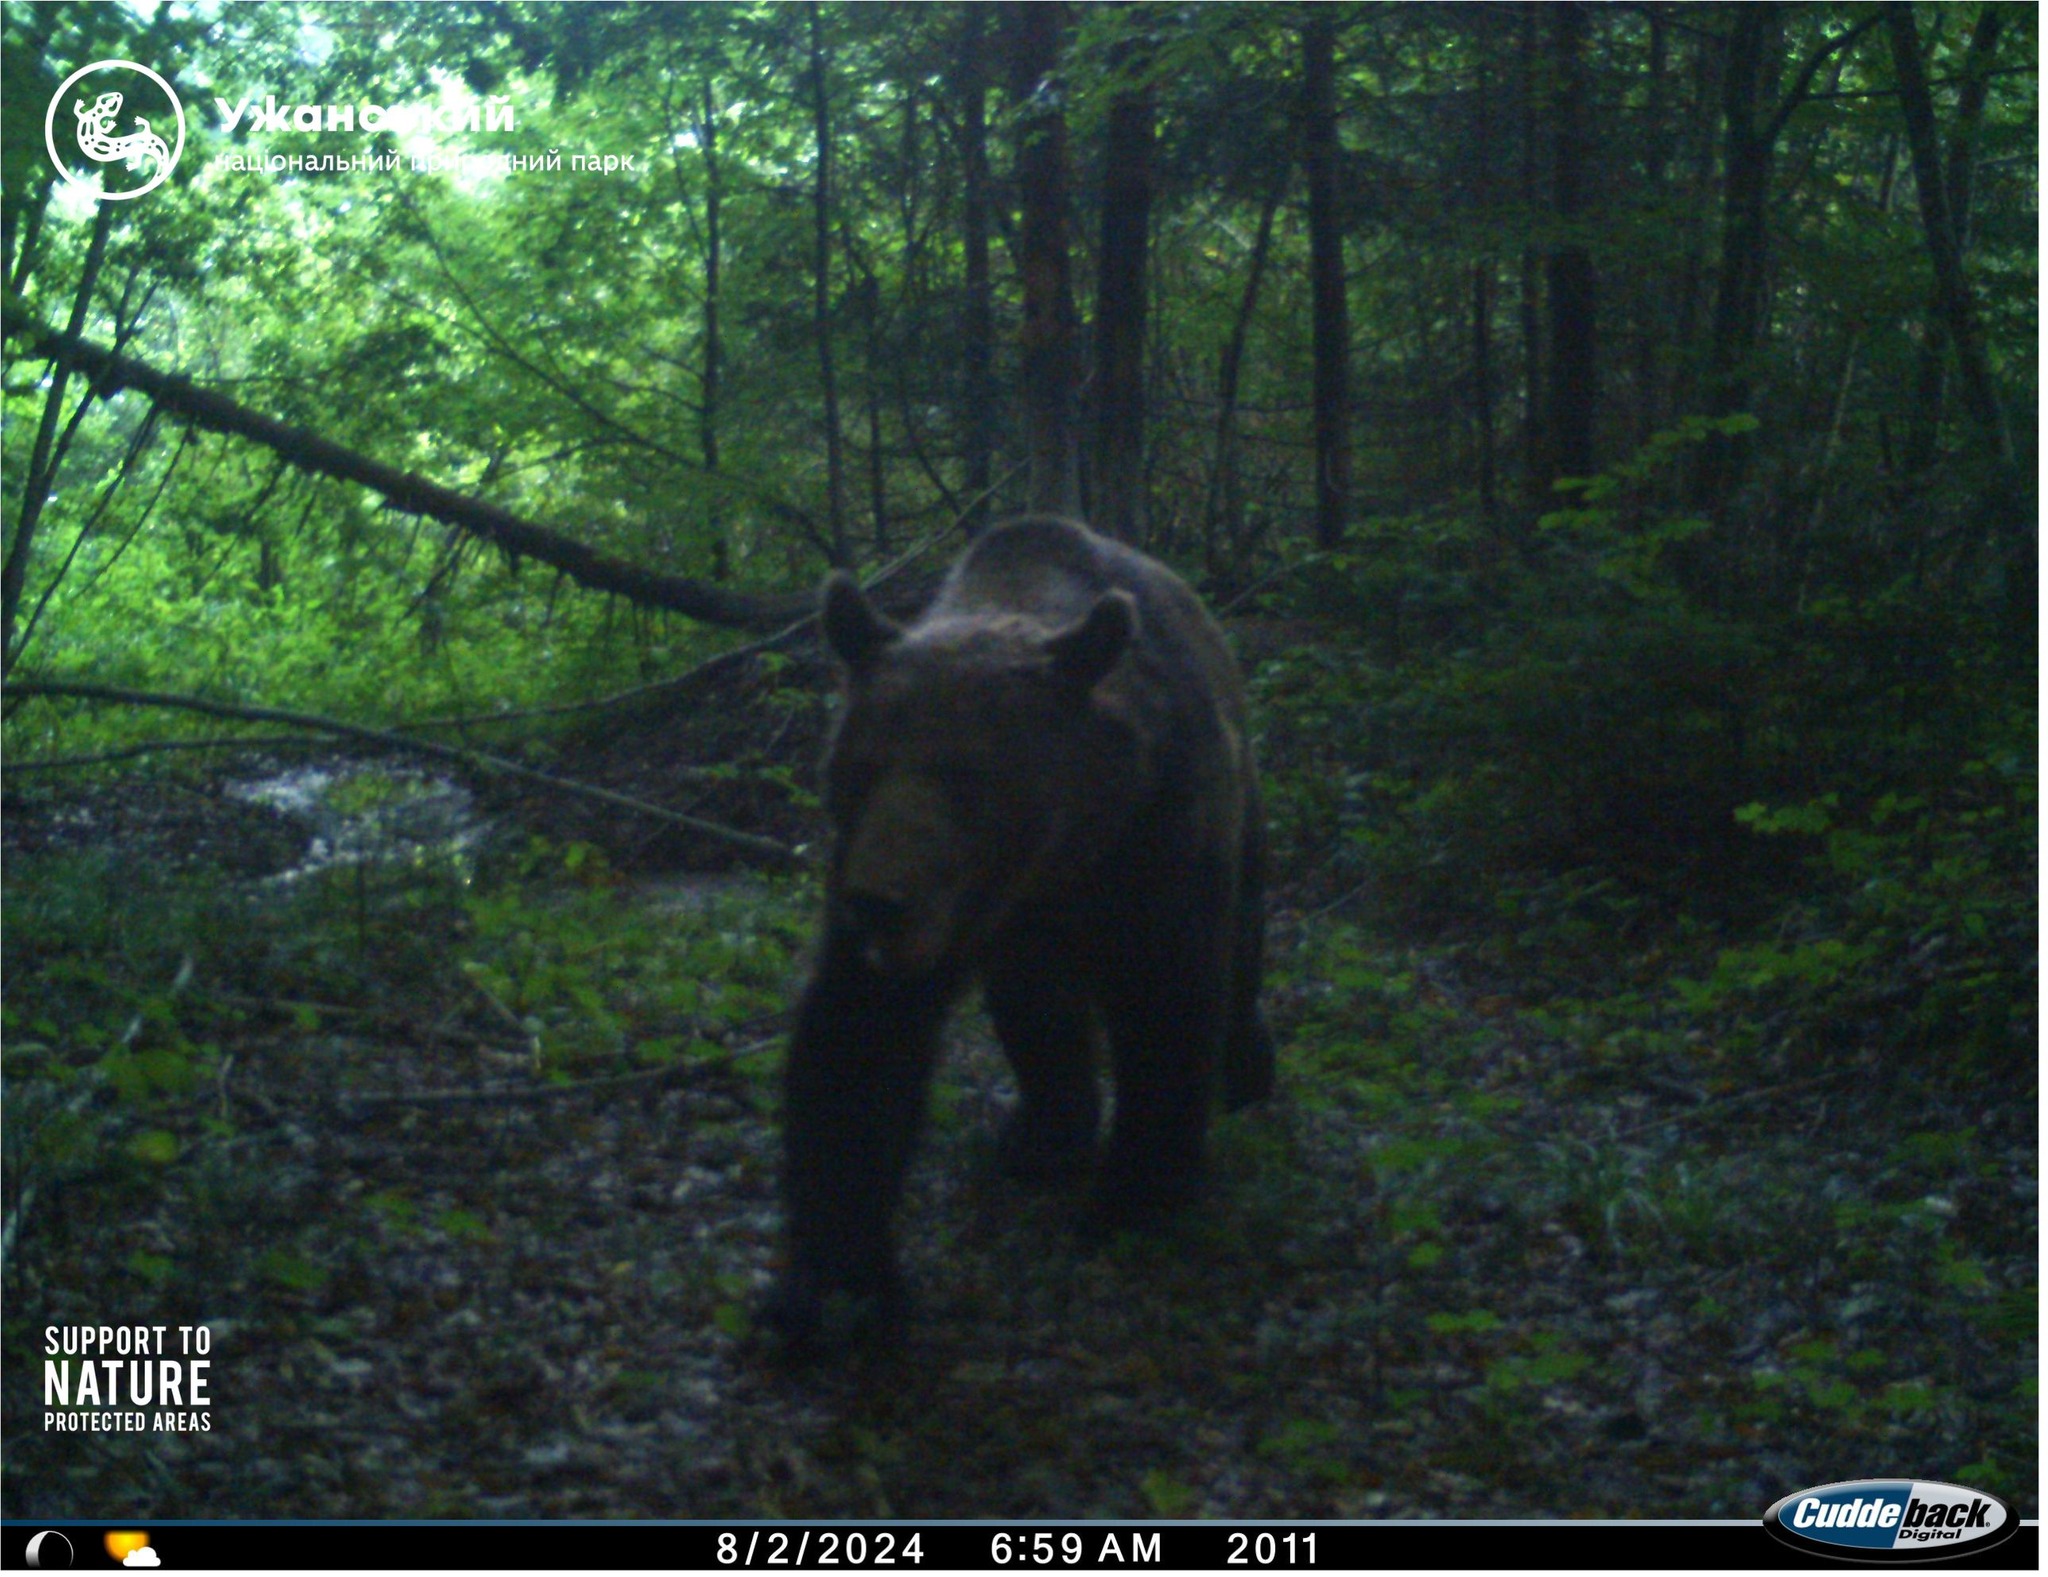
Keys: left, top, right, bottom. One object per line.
{"left": 3, "top": 1520, "right": 2040, "bottom": 1572}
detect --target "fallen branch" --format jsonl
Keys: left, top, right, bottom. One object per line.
{"left": 1603, "top": 1068, "right": 1862, "bottom": 1144}
{"left": 3, "top": 309, "right": 814, "bottom": 631}
{"left": 3, "top": 731, "right": 787, "bottom": 788}
{"left": 378, "top": 473, "right": 1007, "bottom": 734}
{"left": 7, "top": 484, "right": 994, "bottom": 760}
{"left": 6, "top": 678, "right": 804, "bottom": 866}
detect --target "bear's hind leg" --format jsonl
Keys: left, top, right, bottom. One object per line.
{"left": 984, "top": 944, "right": 1102, "bottom": 1183}
{"left": 1222, "top": 803, "right": 1276, "bottom": 1110}
{"left": 1094, "top": 913, "right": 1228, "bottom": 1226}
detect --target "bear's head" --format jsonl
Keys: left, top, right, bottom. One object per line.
{"left": 817, "top": 573, "right": 1144, "bottom": 978}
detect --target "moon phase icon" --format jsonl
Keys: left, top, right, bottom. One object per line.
{"left": 25, "top": 1530, "right": 73, "bottom": 1568}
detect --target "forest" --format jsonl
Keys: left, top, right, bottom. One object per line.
{"left": 0, "top": 0, "right": 2036, "bottom": 1528}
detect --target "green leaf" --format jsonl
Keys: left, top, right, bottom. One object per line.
{"left": 127, "top": 1129, "right": 181, "bottom": 1164}
{"left": 259, "top": 1250, "right": 328, "bottom": 1293}
{"left": 1140, "top": 1470, "right": 1196, "bottom": 1516}
{"left": 126, "top": 1251, "right": 175, "bottom": 1283}
{"left": 1425, "top": 1309, "right": 1501, "bottom": 1335}
{"left": 711, "top": 1301, "right": 751, "bottom": 1340}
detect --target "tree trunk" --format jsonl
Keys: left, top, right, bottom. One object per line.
{"left": 807, "top": 3, "right": 849, "bottom": 562}
{"left": 0, "top": 8, "right": 55, "bottom": 295}
{"left": 1669, "top": 28, "right": 1718, "bottom": 422}
{"left": 860, "top": 265, "right": 889, "bottom": 555}
{"left": 1634, "top": 8, "right": 1670, "bottom": 444}
{"left": 1091, "top": 79, "right": 1154, "bottom": 543}
{"left": 1886, "top": 4, "right": 2012, "bottom": 472}
{"left": 699, "top": 79, "right": 727, "bottom": 580}
{"left": 1806, "top": 135, "right": 1901, "bottom": 542}
{"left": 1301, "top": 8, "right": 1351, "bottom": 549}
{"left": 1472, "top": 261, "right": 1498, "bottom": 522}
{"left": 6, "top": 190, "right": 48, "bottom": 298}
{"left": 1203, "top": 171, "right": 1284, "bottom": 571}
{"left": 958, "top": 6, "right": 996, "bottom": 534}
{"left": 1004, "top": 1, "right": 1082, "bottom": 518}
{"left": 1544, "top": 2, "right": 1597, "bottom": 487}
{"left": 3, "top": 201, "right": 113, "bottom": 668}
{"left": 1887, "top": 2, "right": 2025, "bottom": 652}
{"left": 1517, "top": 3, "right": 1545, "bottom": 505}
{"left": 1902, "top": 3, "right": 2006, "bottom": 475}
{"left": 1692, "top": 4, "right": 1778, "bottom": 509}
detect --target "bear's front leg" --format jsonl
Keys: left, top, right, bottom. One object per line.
{"left": 765, "top": 932, "right": 951, "bottom": 1350}
{"left": 1094, "top": 880, "right": 1232, "bottom": 1227}
{"left": 984, "top": 935, "right": 1102, "bottom": 1183}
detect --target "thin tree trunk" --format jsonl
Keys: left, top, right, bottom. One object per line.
{"left": 1692, "top": 4, "right": 1777, "bottom": 509}
{"left": 1807, "top": 136, "right": 1902, "bottom": 542}
{"left": 1545, "top": 2, "right": 1597, "bottom": 486}
{"left": 699, "top": 80, "right": 727, "bottom": 579}
{"left": 1091, "top": 79, "right": 1154, "bottom": 543}
{"left": 1902, "top": 4, "right": 2005, "bottom": 476}
{"left": 1670, "top": 28, "right": 1717, "bottom": 421}
{"left": 1301, "top": 8, "right": 1351, "bottom": 549}
{"left": 1886, "top": 4, "right": 2012, "bottom": 472}
{"left": 959, "top": 6, "right": 996, "bottom": 534}
{"left": 1005, "top": 1, "right": 1081, "bottom": 517}
{"left": 3, "top": 201, "right": 113, "bottom": 667}
{"left": 0, "top": 8, "right": 56, "bottom": 294}
{"left": 807, "top": 3, "right": 849, "bottom": 562}
{"left": 1203, "top": 172, "right": 1284, "bottom": 571}
{"left": 1692, "top": 7, "right": 1880, "bottom": 506}
{"left": 1517, "top": 3, "right": 1544, "bottom": 505}
{"left": 6, "top": 196, "right": 47, "bottom": 297}
{"left": 898, "top": 78, "right": 920, "bottom": 283}
{"left": 860, "top": 266, "right": 889, "bottom": 555}
{"left": 1634, "top": 8, "right": 1670, "bottom": 444}
{"left": 1472, "top": 261, "right": 1498, "bottom": 522}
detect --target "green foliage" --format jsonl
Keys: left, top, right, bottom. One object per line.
{"left": 0, "top": 0, "right": 2034, "bottom": 1524}
{"left": 1138, "top": 1468, "right": 1197, "bottom": 1517}
{"left": 1680, "top": 755, "right": 2033, "bottom": 1073}
{"left": 1, "top": 820, "right": 812, "bottom": 1353}
{"left": 1256, "top": 1418, "right": 1348, "bottom": 1486}
{"left": 460, "top": 838, "right": 811, "bottom": 1076}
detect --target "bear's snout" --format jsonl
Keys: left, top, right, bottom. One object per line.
{"left": 838, "top": 772, "right": 974, "bottom": 975}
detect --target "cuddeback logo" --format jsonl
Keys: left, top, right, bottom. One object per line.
{"left": 1762, "top": 1478, "right": 2018, "bottom": 1563}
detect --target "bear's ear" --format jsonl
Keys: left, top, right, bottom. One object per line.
{"left": 821, "top": 572, "right": 900, "bottom": 675}
{"left": 1045, "top": 589, "right": 1138, "bottom": 692}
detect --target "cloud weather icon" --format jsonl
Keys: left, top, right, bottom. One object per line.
{"left": 123, "top": 1551, "right": 161, "bottom": 1568}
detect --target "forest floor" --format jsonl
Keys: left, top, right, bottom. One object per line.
{"left": 2, "top": 639, "right": 2034, "bottom": 1523}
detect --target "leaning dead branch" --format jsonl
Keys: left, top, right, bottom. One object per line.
{"left": 4, "top": 310, "right": 815, "bottom": 631}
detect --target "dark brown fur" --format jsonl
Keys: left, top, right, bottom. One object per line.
{"left": 767, "top": 515, "right": 1274, "bottom": 1347}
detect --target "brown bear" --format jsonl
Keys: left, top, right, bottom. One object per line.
{"left": 765, "top": 514, "right": 1274, "bottom": 1347}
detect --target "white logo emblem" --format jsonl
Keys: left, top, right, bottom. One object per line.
{"left": 45, "top": 60, "right": 185, "bottom": 200}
